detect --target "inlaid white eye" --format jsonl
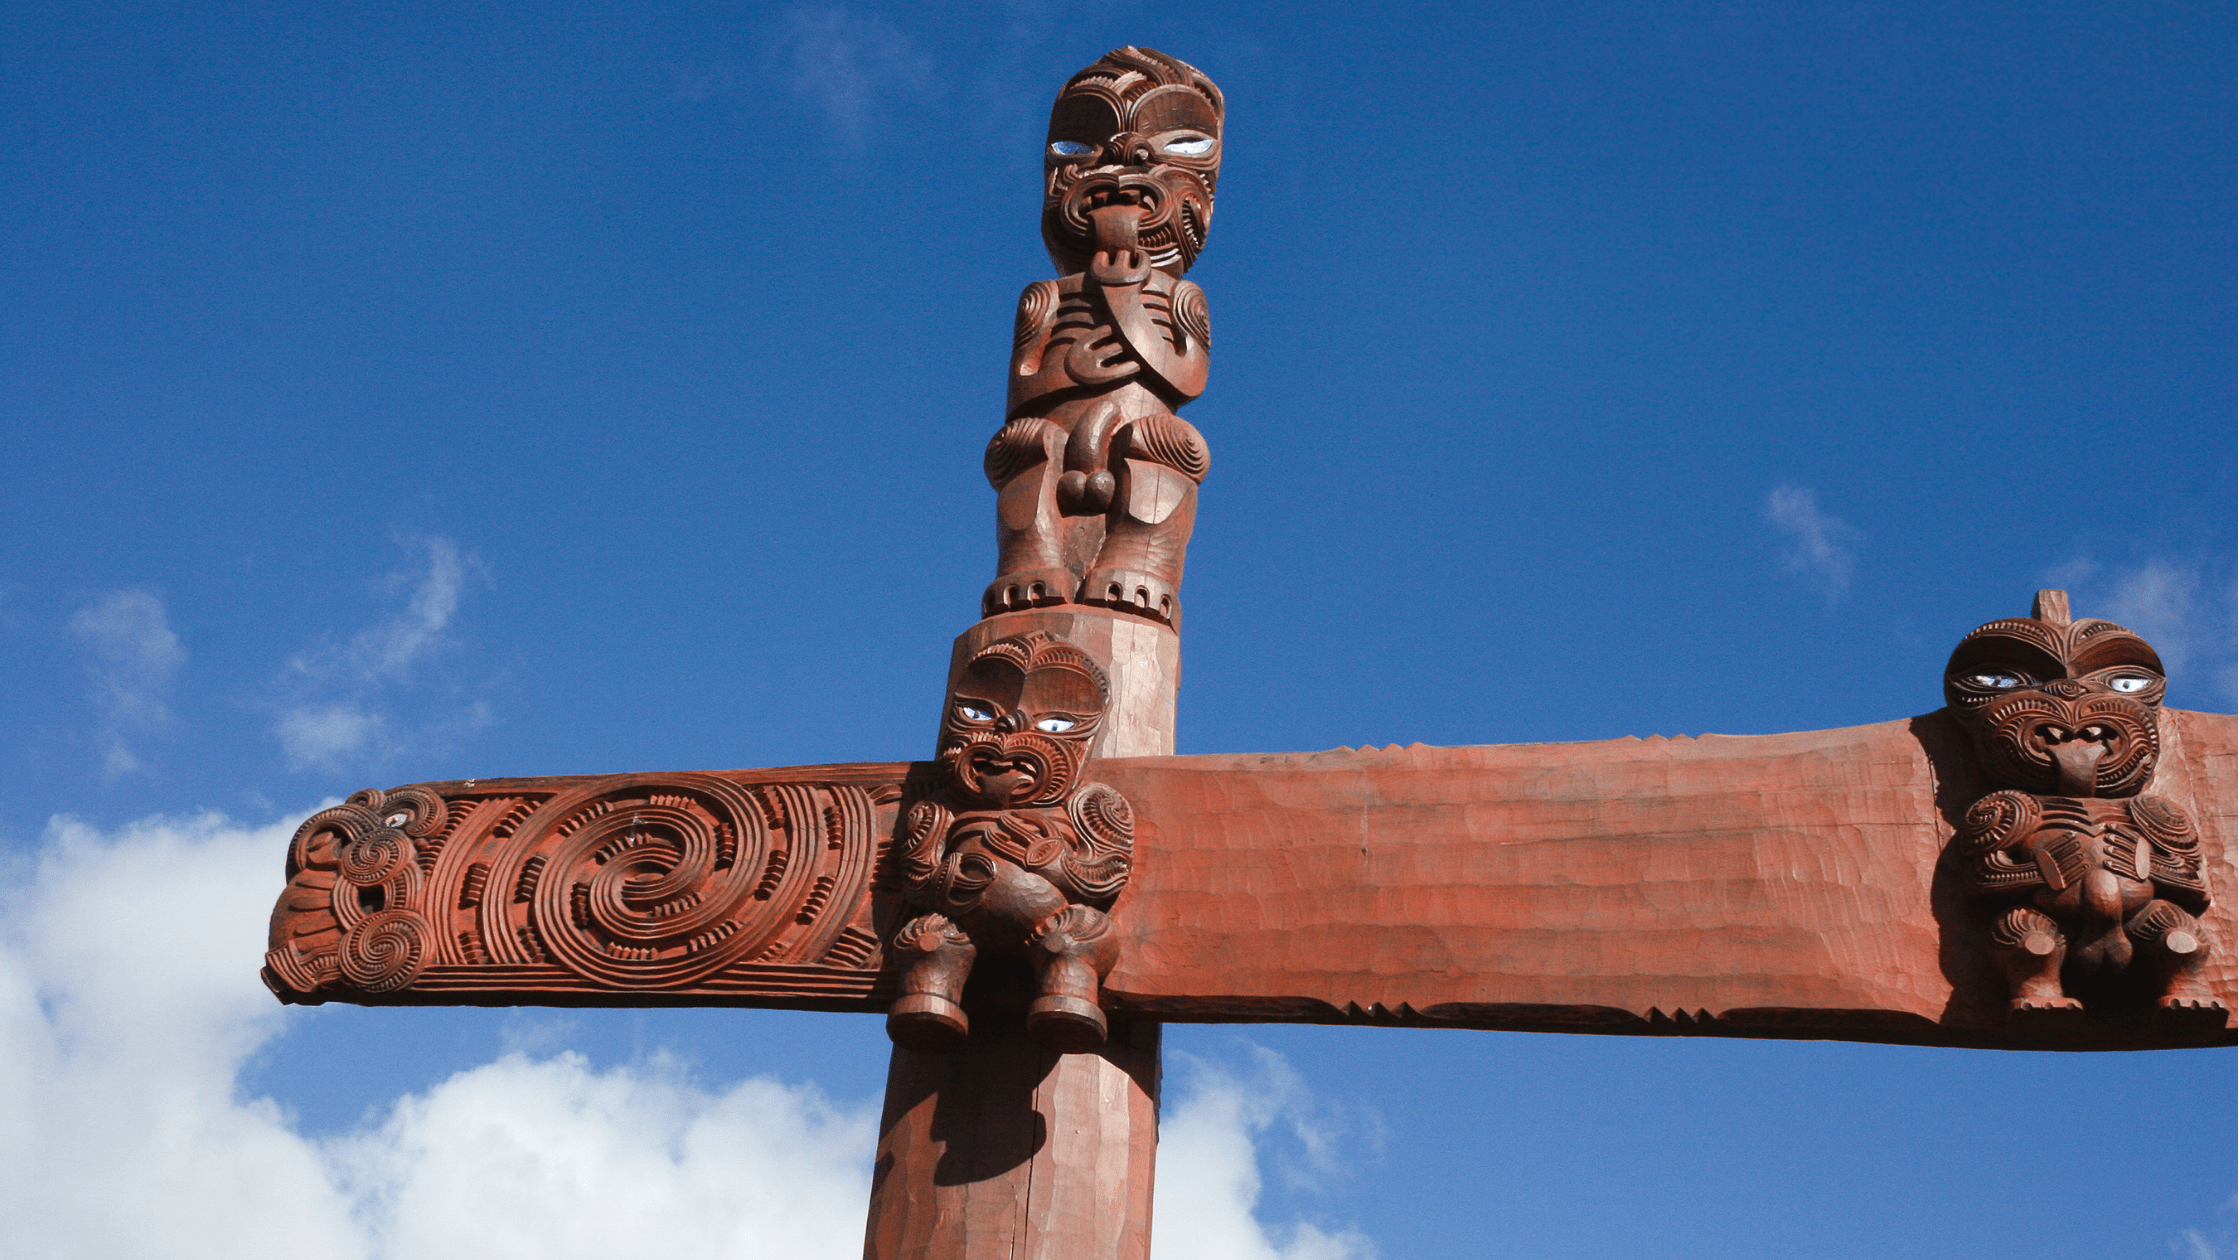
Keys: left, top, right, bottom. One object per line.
{"left": 1035, "top": 717, "right": 1076, "bottom": 733}
{"left": 1163, "top": 136, "right": 1213, "bottom": 154}
{"left": 1049, "top": 140, "right": 1094, "bottom": 156}
{"left": 385, "top": 812, "right": 410, "bottom": 827}
{"left": 1969, "top": 673, "right": 2023, "bottom": 689}
{"left": 2107, "top": 675, "right": 2156, "bottom": 694}
{"left": 956, "top": 703, "right": 995, "bottom": 723}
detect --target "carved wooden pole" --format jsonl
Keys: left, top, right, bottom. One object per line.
{"left": 865, "top": 611, "right": 1176, "bottom": 1260}
{"left": 866, "top": 49, "right": 1221, "bottom": 1259}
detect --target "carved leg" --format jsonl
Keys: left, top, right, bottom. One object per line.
{"left": 1988, "top": 905, "right": 2080, "bottom": 1017}
{"left": 2127, "top": 900, "right": 2226, "bottom": 1018}
{"left": 1082, "top": 457, "right": 1196, "bottom": 626}
{"left": 887, "top": 914, "right": 978, "bottom": 1053}
{"left": 1025, "top": 904, "right": 1123, "bottom": 1053}
{"left": 986, "top": 418, "right": 1076, "bottom": 618}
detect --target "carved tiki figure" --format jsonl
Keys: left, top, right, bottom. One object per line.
{"left": 888, "top": 631, "right": 1136, "bottom": 1053}
{"left": 983, "top": 47, "right": 1220, "bottom": 627}
{"left": 1945, "top": 590, "right": 2220, "bottom": 1019}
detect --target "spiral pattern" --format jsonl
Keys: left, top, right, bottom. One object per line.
{"left": 338, "top": 908, "right": 432, "bottom": 993}
{"left": 896, "top": 798, "right": 953, "bottom": 897}
{"left": 339, "top": 826, "right": 413, "bottom": 886}
{"left": 2127, "top": 794, "right": 2197, "bottom": 852}
{"left": 1958, "top": 790, "right": 2039, "bottom": 858}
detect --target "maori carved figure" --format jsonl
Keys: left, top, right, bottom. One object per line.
{"left": 984, "top": 47, "right": 1221, "bottom": 627}
{"left": 1944, "top": 590, "right": 2221, "bottom": 1021}
{"left": 888, "top": 631, "right": 1136, "bottom": 1054}
{"left": 264, "top": 772, "right": 898, "bottom": 1004}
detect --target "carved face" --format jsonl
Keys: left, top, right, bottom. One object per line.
{"left": 1945, "top": 612, "right": 2166, "bottom": 798}
{"left": 1042, "top": 46, "right": 1224, "bottom": 277}
{"left": 938, "top": 632, "right": 1109, "bottom": 808}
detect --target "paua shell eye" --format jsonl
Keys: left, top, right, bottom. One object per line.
{"left": 1163, "top": 137, "right": 1213, "bottom": 154}
{"left": 2107, "top": 674, "right": 2156, "bottom": 694}
{"left": 1049, "top": 140, "right": 1094, "bottom": 156}
{"left": 1035, "top": 717, "right": 1076, "bottom": 733}
{"left": 956, "top": 703, "right": 995, "bottom": 723}
{"left": 1969, "top": 672, "right": 2023, "bottom": 689}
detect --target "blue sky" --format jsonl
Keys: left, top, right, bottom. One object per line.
{"left": 1, "top": 3, "right": 2232, "bottom": 1257}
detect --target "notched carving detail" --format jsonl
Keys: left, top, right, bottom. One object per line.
{"left": 886, "top": 631, "right": 1135, "bottom": 1055}
{"left": 985, "top": 47, "right": 1223, "bottom": 628}
{"left": 1943, "top": 590, "right": 2222, "bottom": 1027}
{"left": 262, "top": 773, "right": 898, "bottom": 1004}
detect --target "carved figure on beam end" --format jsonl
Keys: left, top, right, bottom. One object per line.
{"left": 888, "top": 630, "right": 1135, "bottom": 1054}
{"left": 1944, "top": 589, "right": 2222, "bottom": 1025}
{"left": 985, "top": 47, "right": 1220, "bottom": 628}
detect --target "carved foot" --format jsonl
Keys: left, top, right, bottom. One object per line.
{"left": 2153, "top": 995, "right": 2230, "bottom": 1027}
{"left": 984, "top": 568, "right": 1077, "bottom": 618}
{"left": 1028, "top": 994, "right": 1109, "bottom": 1053}
{"left": 1079, "top": 567, "right": 1177, "bottom": 626}
{"left": 1025, "top": 904, "right": 1120, "bottom": 1053}
{"left": 888, "top": 913, "right": 976, "bottom": 1053}
{"left": 2006, "top": 994, "right": 2085, "bottom": 1028}
{"left": 888, "top": 993, "right": 972, "bottom": 1053}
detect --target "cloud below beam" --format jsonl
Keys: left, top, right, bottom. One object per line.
{"left": 0, "top": 809, "right": 1378, "bottom": 1258}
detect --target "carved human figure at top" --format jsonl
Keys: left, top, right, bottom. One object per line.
{"left": 983, "top": 47, "right": 1220, "bottom": 627}
{"left": 1944, "top": 590, "right": 2220, "bottom": 1022}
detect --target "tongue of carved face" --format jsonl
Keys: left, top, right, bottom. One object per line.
{"left": 1040, "top": 48, "right": 1223, "bottom": 277}
{"left": 1944, "top": 605, "right": 2167, "bottom": 798}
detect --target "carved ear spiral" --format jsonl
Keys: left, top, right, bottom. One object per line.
{"left": 338, "top": 908, "right": 432, "bottom": 993}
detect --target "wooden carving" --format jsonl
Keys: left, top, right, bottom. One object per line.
{"left": 985, "top": 47, "right": 1221, "bottom": 627}
{"left": 888, "top": 630, "right": 1136, "bottom": 1053}
{"left": 262, "top": 768, "right": 905, "bottom": 1006}
{"left": 1944, "top": 589, "right": 2222, "bottom": 1022}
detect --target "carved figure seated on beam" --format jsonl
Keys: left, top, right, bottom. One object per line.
{"left": 888, "top": 631, "right": 1135, "bottom": 1054}
{"left": 985, "top": 47, "right": 1219, "bottom": 628}
{"left": 1944, "top": 590, "right": 2221, "bottom": 1023}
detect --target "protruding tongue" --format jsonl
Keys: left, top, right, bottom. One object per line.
{"left": 2051, "top": 739, "right": 2107, "bottom": 797}
{"left": 1089, "top": 203, "right": 1142, "bottom": 254}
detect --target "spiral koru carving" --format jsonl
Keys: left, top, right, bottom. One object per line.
{"left": 1942, "top": 590, "right": 2220, "bottom": 1023}
{"left": 261, "top": 772, "right": 891, "bottom": 1002}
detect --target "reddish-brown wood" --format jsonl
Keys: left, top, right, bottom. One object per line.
{"left": 985, "top": 47, "right": 1221, "bottom": 627}
{"left": 1943, "top": 591, "right": 2221, "bottom": 1021}
{"left": 865, "top": 1020, "right": 1160, "bottom": 1260}
{"left": 262, "top": 702, "right": 2237, "bottom": 1051}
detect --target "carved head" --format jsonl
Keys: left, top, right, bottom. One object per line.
{"left": 1944, "top": 590, "right": 2166, "bottom": 798}
{"left": 1042, "top": 46, "right": 1224, "bottom": 277}
{"left": 938, "top": 631, "right": 1109, "bottom": 808}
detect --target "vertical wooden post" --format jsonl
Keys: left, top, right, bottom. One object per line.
{"left": 863, "top": 609, "right": 1175, "bottom": 1259}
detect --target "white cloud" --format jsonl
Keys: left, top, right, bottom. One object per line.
{"left": 275, "top": 537, "right": 482, "bottom": 772}
{"left": 2171, "top": 1230, "right": 2216, "bottom": 1260}
{"left": 773, "top": 7, "right": 937, "bottom": 153}
{"left": 1, "top": 809, "right": 1379, "bottom": 1260}
{"left": 1763, "top": 485, "right": 1859, "bottom": 602}
{"left": 1153, "top": 1046, "right": 1380, "bottom": 1260}
{"left": 277, "top": 702, "right": 386, "bottom": 769}
{"left": 68, "top": 588, "right": 186, "bottom": 777}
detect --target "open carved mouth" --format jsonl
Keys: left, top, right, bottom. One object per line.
{"left": 1980, "top": 692, "right": 2156, "bottom": 797}
{"left": 960, "top": 740, "right": 1058, "bottom": 804}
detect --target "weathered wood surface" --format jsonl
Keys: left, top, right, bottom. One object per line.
{"left": 866, "top": 1022, "right": 1161, "bottom": 1260}
{"left": 266, "top": 708, "right": 2236, "bottom": 1051}
{"left": 1097, "top": 708, "right": 2234, "bottom": 1050}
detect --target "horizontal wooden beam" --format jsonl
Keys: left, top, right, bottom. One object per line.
{"left": 262, "top": 710, "right": 2236, "bottom": 1051}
